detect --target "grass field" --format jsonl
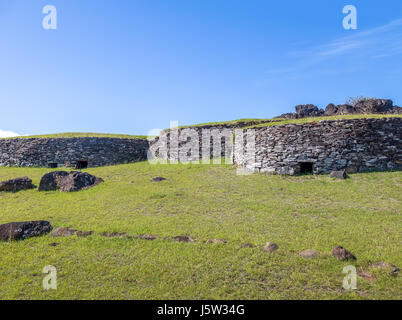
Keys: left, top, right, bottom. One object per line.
{"left": 0, "top": 162, "right": 401, "bottom": 300}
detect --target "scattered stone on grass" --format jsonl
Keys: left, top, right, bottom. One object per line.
{"left": 299, "top": 249, "right": 319, "bottom": 258}
{"left": 48, "top": 242, "right": 59, "bottom": 247}
{"left": 332, "top": 246, "right": 356, "bottom": 261}
{"left": 263, "top": 242, "right": 279, "bottom": 253}
{"left": 329, "top": 170, "right": 348, "bottom": 179}
{"left": 52, "top": 227, "right": 93, "bottom": 237}
{"left": 241, "top": 243, "right": 255, "bottom": 248}
{"left": 358, "top": 268, "right": 376, "bottom": 282}
{"left": 206, "top": 239, "right": 227, "bottom": 244}
{"left": 369, "top": 262, "right": 400, "bottom": 275}
{"left": 101, "top": 232, "right": 127, "bottom": 238}
{"left": 133, "top": 234, "right": 158, "bottom": 241}
{"left": 76, "top": 230, "right": 93, "bottom": 237}
{"left": 38, "top": 171, "right": 103, "bottom": 192}
{"left": 0, "top": 221, "right": 52, "bottom": 241}
{"left": 0, "top": 177, "right": 34, "bottom": 192}
{"left": 173, "top": 236, "right": 194, "bottom": 243}
{"left": 151, "top": 177, "right": 167, "bottom": 182}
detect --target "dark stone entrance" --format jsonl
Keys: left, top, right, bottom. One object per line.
{"left": 300, "top": 162, "right": 314, "bottom": 174}
{"left": 48, "top": 162, "right": 58, "bottom": 168}
{"left": 75, "top": 160, "right": 88, "bottom": 169}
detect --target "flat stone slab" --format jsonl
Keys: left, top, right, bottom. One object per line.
{"left": 329, "top": 170, "right": 348, "bottom": 179}
{"left": 52, "top": 227, "right": 93, "bottom": 237}
{"left": 299, "top": 249, "right": 319, "bottom": 258}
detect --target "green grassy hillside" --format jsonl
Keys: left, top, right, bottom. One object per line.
{"left": 3, "top": 132, "right": 148, "bottom": 139}
{"left": 0, "top": 162, "right": 400, "bottom": 299}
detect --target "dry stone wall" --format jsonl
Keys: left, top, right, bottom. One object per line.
{"left": 235, "top": 118, "right": 402, "bottom": 175}
{"left": 1, "top": 118, "right": 400, "bottom": 175}
{"left": 0, "top": 137, "right": 149, "bottom": 168}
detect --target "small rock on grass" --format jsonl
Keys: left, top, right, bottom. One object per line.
{"left": 206, "top": 239, "right": 227, "bottom": 244}
{"left": 151, "top": 177, "right": 167, "bottom": 182}
{"left": 52, "top": 227, "right": 93, "bottom": 237}
{"left": 329, "top": 170, "right": 348, "bottom": 179}
{"left": 369, "top": 262, "right": 400, "bottom": 275}
{"left": 263, "top": 242, "right": 279, "bottom": 253}
{"left": 76, "top": 231, "right": 93, "bottom": 237}
{"left": 358, "top": 268, "right": 376, "bottom": 282}
{"left": 101, "top": 232, "right": 127, "bottom": 238}
{"left": 132, "top": 234, "right": 158, "bottom": 240}
{"left": 332, "top": 246, "right": 356, "bottom": 261}
{"left": 173, "top": 236, "right": 194, "bottom": 243}
{"left": 299, "top": 249, "right": 319, "bottom": 258}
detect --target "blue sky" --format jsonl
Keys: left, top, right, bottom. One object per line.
{"left": 1, "top": 0, "right": 402, "bottom": 136}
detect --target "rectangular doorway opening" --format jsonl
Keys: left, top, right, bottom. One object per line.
{"left": 300, "top": 162, "right": 314, "bottom": 175}
{"left": 75, "top": 160, "right": 88, "bottom": 169}
{"left": 48, "top": 162, "right": 58, "bottom": 168}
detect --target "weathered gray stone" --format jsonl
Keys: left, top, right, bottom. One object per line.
{"left": 330, "top": 170, "right": 347, "bottom": 179}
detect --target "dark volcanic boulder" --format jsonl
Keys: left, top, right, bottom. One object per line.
{"left": 295, "top": 104, "right": 324, "bottom": 118}
{"left": 336, "top": 104, "right": 356, "bottom": 115}
{"left": 0, "top": 177, "right": 34, "bottom": 192}
{"left": 324, "top": 103, "right": 338, "bottom": 116}
{"left": 276, "top": 112, "right": 297, "bottom": 119}
{"left": 354, "top": 99, "right": 393, "bottom": 114}
{"left": 39, "top": 171, "right": 103, "bottom": 192}
{"left": 38, "top": 171, "right": 69, "bottom": 191}
{"left": 0, "top": 221, "right": 52, "bottom": 241}
{"left": 58, "top": 172, "right": 104, "bottom": 192}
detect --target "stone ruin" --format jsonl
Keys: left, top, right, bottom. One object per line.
{"left": 0, "top": 99, "right": 401, "bottom": 175}
{"left": 277, "top": 98, "right": 401, "bottom": 119}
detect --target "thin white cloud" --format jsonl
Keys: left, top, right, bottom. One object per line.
{"left": 265, "top": 17, "right": 402, "bottom": 80}
{"left": 0, "top": 129, "right": 20, "bottom": 138}
{"left": 313, "top": 18, "right": 402, "bottom": 58}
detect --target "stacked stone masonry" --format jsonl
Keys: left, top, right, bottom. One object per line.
{"left": 235, "top": 118, "right": 402, "bottom": 175}
{"left": 0, "top": 118, "right": 401, "bottom": 175}
{"left": 0, "top": 137, "right": 149, "bottom": 168}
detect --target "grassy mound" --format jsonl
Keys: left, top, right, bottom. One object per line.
{"left": 0, "top": 162, "right": 400, "bottom": 299}
{"left": 246, "top": 114, "right": 402, "bottom": 128}
{"left": 3, "top": 132, "right": 148, "bottom": 140}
